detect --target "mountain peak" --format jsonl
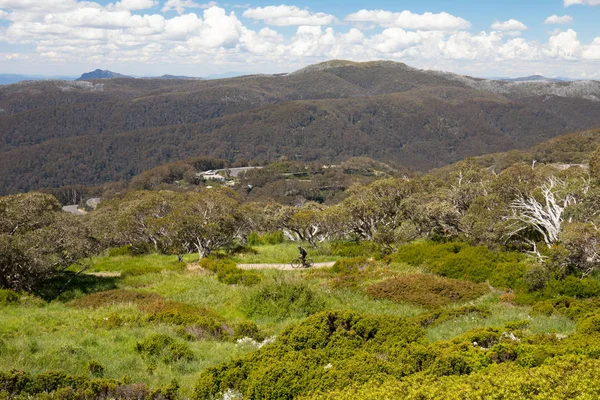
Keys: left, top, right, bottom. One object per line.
{"left": 291, "top": 59, "right": 413, "bottom": 75}
{"left": 76, "top": 69, "right": 131, "bottom": 81}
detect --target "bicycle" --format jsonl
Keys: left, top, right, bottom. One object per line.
{"left": 291, "top": 257, "right": 313, "bottom": 269}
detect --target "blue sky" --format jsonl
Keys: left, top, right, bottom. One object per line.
{"left": 0, "top": 0, "right": 599, "bottom": 78}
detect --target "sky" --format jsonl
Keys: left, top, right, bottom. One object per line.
{"left": 0, "top": 0, "right": 599, "bottom": 78}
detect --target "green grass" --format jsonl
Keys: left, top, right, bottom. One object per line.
{"left": 427, "top": 301, "right": 577, "bottom": 342}
{"left": 90, "top": 253, "right": 194, "bottom": 275}
{"left": 0, "top": 242, "right": 586, "bottom": 398}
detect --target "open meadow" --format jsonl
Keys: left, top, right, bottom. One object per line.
{"left": 1, "top": 240, "right": 590, "bottom": 399}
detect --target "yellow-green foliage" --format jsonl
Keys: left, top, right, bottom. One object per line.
{"left": 307, "top": 355, "right": 600, "bottom": 400}
{"left": 531, "top": 296, "right": 600, "bottom": 320}
{"left": 366, "top": 274, "right": 489, "bottom": 308}
{"left": 412, "top": 306, "right": 491, "bottom": 328}
{"left": 0, "top": 369, "right": 180, "bottom": 399}
{"left": 0, "top": 289, "right": 19, "bottom": 305}
{"left": 135, "top": 334, "right": 195, "bottom": 364}
{"left": 192, "top": 310, "right": 426, "bottom": 400}
{"left": 199, "top": 258, "right": 261, "bottom": 286}
{"left": 242, "top": 278, "right": 327, "bottom": 321}
{"left": 323, "top": 257, "right": 385, "bottom": 289}
{"left": 392, "top": 242, "right": 527, "bottom": 289}
{"left": 193, "top": 307, "right": 600, "bottom": 400}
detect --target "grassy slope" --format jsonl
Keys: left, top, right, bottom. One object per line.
{"left": 0, "top": 243, "right": 581, "bottom": 397}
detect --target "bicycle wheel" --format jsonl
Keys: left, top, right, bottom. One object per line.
{"left": 291, "top": 258, "right": 303, "bottom": 269}
{"left": 304, "top": 258, "right": 314, "bottom": 268}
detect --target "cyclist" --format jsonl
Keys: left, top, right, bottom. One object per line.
{"left": 298, "top": 246, "right": 308, "bottom": 267}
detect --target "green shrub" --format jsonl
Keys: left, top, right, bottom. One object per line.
{"left": 247, "top": 231, "right": 285, "bottom": 246}
{"left": 234, "top": 321, "right": 263, "bottom": 341}
{"left": 530, "top": 296, "right": 600, "bottom": 320}
{"left": 524, "top": 264, "right": 550, "bottom": 291}
{"left": 193, "top": 310, "right": 426, "bottom": 400}
{"left": 0, "top": 369, "right": 181, "bottom": 399}
{"left": 544, "top": 276, "right": 600, "bottom": 298}
{"left": 141, "top": 300, "right": 236, "bottom": 340}
{"left": 412, "top": 306, "right": 491, "bottom": 328}
{"left": 243, "top": 278, "right": 326, "bottom": 321}
{"left": 330, "top": 257, "right": 376, "bottom": 274}
{"left": 200, "top": 258, "right": 261, "bottom": 286}
{"left": 0, "top": 289, "right": 19, "bottom": 305}
{"left": 135, "top": 334, "right": 195, "bottom": 364}
{"left": 86, "top": 361, "right": 105, "bottom": 378}
{"left": 366, "top": 274, "right": 489, "bottom": 308}
{"left": 330, "top": 241, "right": 380, "bottom": 258}
{"left": 247, "top": 231, "right": 262, "bottom": 246}
{"left": 263, "top": 231, "right": 285, "bottom": 245}
{"left": 325, "top": 257, "right": 381, "bottom": 289}
{"left": 107, "top": 245, "right": 133, "bottom": 257}
{"left": 392, "top": 242, "right": 527, "bottom": 290}
{"left": 310, "top": 355, "right": 600, "bottom": 400}
{"left": 578, "top": 313, "right": 600, "bottom": 335}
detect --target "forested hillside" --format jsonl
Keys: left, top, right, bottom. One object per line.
{"left": 1, "top": 60, "right": 600, "bottom": 195}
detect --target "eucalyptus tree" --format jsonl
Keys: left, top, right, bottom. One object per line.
{"left": 0, "top": 193, "right": 97, "bottom": 292}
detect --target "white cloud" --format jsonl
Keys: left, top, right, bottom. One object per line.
{"left": 0, "top": 1, "right": 599, "bottom": 79}
{"left": 161, "top": 0, "right": 218, "bottom": 15}
{"left": 543, "top": 29, "right": 581, "bottom": 60}
{"left": 582, "top": 37, "right": 600, "bottom": 60}
{"left": 107, "top": 0, "right": 157, "bottom": 11}
{"left": 243, "top": 5, "right": 336, "bottom": 26}
{"left": 564, "top": 0, "right": 600, "bottom": 6}
{"left": 345, "top": 9, "right": 471, "bottom": 30}
{"left": 544, "top": 15, "right": 573, "bottom": 24}
{"left": 491, "top": 19, "right": 527, "bottom": 31}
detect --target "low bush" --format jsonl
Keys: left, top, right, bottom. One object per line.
{"left": 309, "top": 355, "right": 600, "bottom": 400}
{"left": 324, "top": 257, "right": 381, "bottom": 289}
{"left": 86, "top": 361, "right": 105, "bottom": 378}
{"left": 530, "top": 296, "right": 600, "bottom": 320}
{"left": 544, "top": 276, "right": 600, "bottom": 298}
{"left": 242, "top": 278, "right": 327, "bottom": 321}
{"left": 412, "top": 306, "right": 491, "bottom": 328}
{"left": 392, "top": 242, "right": 527, "bottom": 290}
{"left": 0, "top": 369, "right": 179, "bottom": 399}
{"left": 366, "top": 274, "right": 489, "bottom": 308}
{"left": 199, "top": 258, "right": 261, "bottom": 286}
{"left": 247, "top": 231, "right": 285, "bottom": 246}
{"left": 0, "top": 289, "right": 19, "bottom": 305}
{"left": 107, "top": 245, "right": 134, "bottom": 257}
{"left": 135, "top": 334, "right": 195, "bottom": 364}
{"left": 193, "top": 310, "right": 426, "bottom": 400}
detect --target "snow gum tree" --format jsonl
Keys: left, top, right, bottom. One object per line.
{"left": 0, "top": 193, "right": 97, "bottom": 291}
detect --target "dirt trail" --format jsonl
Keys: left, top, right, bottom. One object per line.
{"left": 188, "top": 261, "right": 335, "bottom": 272}
{"left": 236, "top": 262, "right": 335, "bottom": 271}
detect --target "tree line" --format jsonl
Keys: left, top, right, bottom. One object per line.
{"left": 2, "top": 145, "right": 599, "bottom": 293}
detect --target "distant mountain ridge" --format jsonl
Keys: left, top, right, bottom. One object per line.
{"left": 76, "top": 69, "right": 132, "bottom": 80}
{"left": 1, "top": 59, "right": 600, "bottom": 194}
{"left": 500, "top": 75, "right": 566, "bottom": 83}
{"left": 0, "top": 73, "right": 78, "bottom": 85}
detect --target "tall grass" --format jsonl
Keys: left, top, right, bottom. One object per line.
{"left": 427, "top": 303, "right": 576, "bottom": 342}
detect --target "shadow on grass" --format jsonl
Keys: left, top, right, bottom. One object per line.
{"left": 35, "top": 272, "right": 119, "bottom": 302}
